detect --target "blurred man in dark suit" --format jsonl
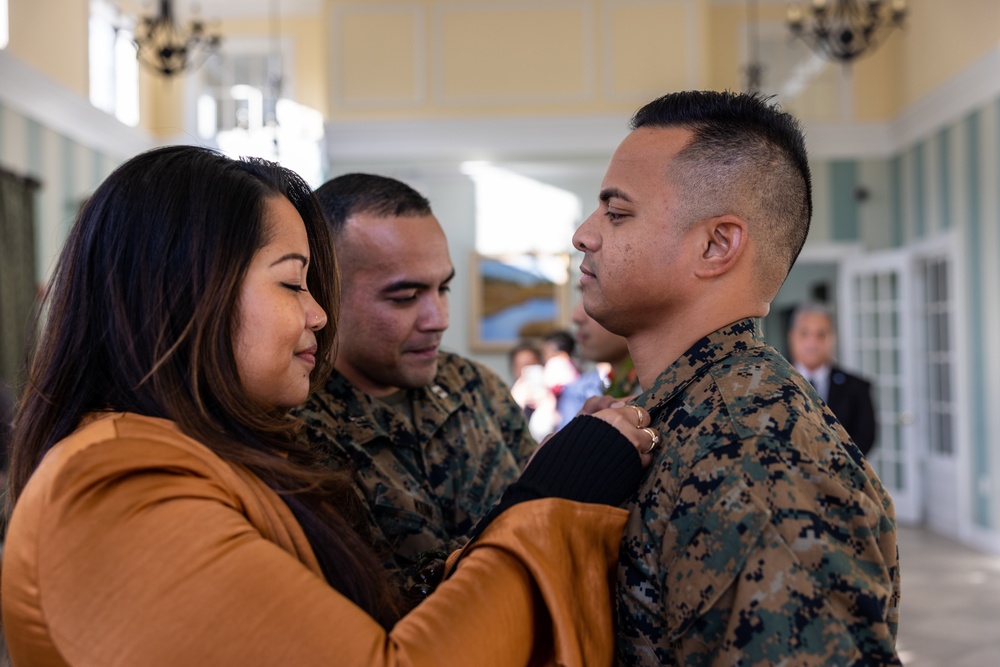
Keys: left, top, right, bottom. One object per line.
{"left": 788, "top": 302, "right": 877, "bottom": 456}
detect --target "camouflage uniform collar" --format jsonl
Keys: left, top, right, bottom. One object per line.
{"left": 316, "top": 371, "right": 389, "bottom": 444}
{"left": 411, "top": 365, "right": 464, "bottom": 442}
{"left": 323, "top": 354, "right": 463, "bottom": 445}
{"left": 633, "top": 318, "right": 764, "bottom": 420}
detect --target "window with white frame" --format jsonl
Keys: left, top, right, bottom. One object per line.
{"left": 197, "top": 49, "right": 283, "bottom": 138}
{"left": 196, "top": 39, "right": 325, "bottom": 187}
{"left": 460, "top": 162, "right": 581, "bottom": 257}
{"left": 88, "top": 0, "right": 139, "bottom": 127}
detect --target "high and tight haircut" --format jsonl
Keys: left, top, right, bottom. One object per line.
{"left": 631, "top": 90, "right": 812, "bottom": 298}
{"left": 314, "top": 173, "right": 432, "bottom": 236}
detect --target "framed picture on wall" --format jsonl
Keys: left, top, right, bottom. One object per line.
{"left": 469, "top": 252, "right": 572, "bottom": 352}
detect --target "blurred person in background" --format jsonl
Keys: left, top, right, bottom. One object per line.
{"left": 509, "top": 341, "right": 559, "bottom": 441}
{"left": 541, "top": 330, "right": 580, "bottom": 430}
{"left": 558, "top": 300, "right": 639, "bottom": 425}
{"left": 297, "top": 174, "right": 539, "bottom": 595}
{"left": 787, "top": 302, "right": 877, "bottom": 456}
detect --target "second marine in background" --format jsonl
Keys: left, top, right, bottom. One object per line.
{"left": 296, "top": 174, "right": 536, "bottom": 595}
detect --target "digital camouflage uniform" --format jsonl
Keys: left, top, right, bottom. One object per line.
{"left": 618, "top": 319, "right": 901, "bottom": 666}
{"left": 297, "top": 351, "right": 536, "bottom": 577}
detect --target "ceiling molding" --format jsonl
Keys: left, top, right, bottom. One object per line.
{"left": 802, "top": 121, "right": 895, "bottom": 160}
{"left": 325, "top": 114, "right": 632, "bottom": 164}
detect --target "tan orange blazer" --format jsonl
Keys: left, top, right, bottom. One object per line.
{"left": 2, "top": 413, "right": 626, "bottom": 666}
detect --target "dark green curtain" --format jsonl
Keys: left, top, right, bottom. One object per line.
{"left": 0, "top": 168, "right": 40, "bottom": 388}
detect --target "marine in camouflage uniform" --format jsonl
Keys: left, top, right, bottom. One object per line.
{"left": 617, "top": 318, "right": 901, "bottom": 666}
{"left": 297, "top": 350, "right": 536, "bottom": 578}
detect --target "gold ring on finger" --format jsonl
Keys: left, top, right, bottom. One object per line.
{"left": 640, "top": 427, "right": 660, "bottom": 455}
{"left": 629, "top": 404, "right": 644, "bottom": 429}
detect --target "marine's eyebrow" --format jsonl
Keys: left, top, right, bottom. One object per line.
{"left": 381, "top": 279, "right": 429, "bottom": 293}
{"left": 381, "top": 268, "right": 456, "bottom": 294}
{"left": 600, "top": 187, "right": 633, "bottom": 204}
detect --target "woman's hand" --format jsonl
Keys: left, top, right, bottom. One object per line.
{"left": 467, "top": 401, "right": 654, "bottom": 542}
{"left": 589, "top": 401, "right": 658, "bottom": 468}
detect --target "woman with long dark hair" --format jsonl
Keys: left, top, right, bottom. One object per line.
{"left": 1, "top": 146, "right": 655, "bottom": 666}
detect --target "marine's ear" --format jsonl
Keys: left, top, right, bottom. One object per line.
{"left": 693, "top": 214, "right": 747, "bottom": 278}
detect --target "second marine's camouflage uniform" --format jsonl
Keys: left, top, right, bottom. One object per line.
{"left": 618, "top": 319, "right": 901, "bottom": 666}
{"left": 297, "top": 350, "right": 536, "bottom": 576}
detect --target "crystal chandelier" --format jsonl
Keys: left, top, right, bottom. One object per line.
{"left": 787, "top": 0, "right": 906, "bottom": 64}
{"left": 133, "top": 0, "right": 222, "bottom": 76}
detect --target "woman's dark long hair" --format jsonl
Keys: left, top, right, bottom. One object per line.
{"left": 6, "top": 145, "right": 401, "bottom": 627}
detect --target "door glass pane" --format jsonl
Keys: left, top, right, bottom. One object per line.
{"left": 919, "top": 258, "right": 955, "bottom": 462}
{"left": 941, "top": 360, "right": 951, "bottom": 403}
{"left": 942, "top": 413, "right": 953, "bottom": 455}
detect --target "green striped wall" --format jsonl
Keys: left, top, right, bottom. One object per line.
{"left": 0, "top": 101, "right": 120, "bottom": 284}
{"left": 829, "top": 161, "right": 859, "bottom": 241}
{"left": 913, "top": 142, "right": 927, "bottom": 238}
{"left": 938, "top": 126, "right": 952, "bottom": 231}
{"left": 963, "top": 109, "right": 990, "bottom": 528}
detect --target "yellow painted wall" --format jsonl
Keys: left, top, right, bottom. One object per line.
{"left": 337, "top": 9, "right": 420, "bottom": 105}
{"left": 845, "top": 0, "right": 1000, "bottom": 121}
{"left": 439, "top": 6, "right": 587, "bottom": 98}
{"left": 899, "top": 0, "right": 1000, "bottom": 108}
{"left": 328, "top": 0, "right": 973, "bottom": 123}
{"left": 326, "top": 0, "right": 708, "bottom": 120}
{"left": 7, "top": 0, "right": 89, "bottom": 96}
{"left": 704, "top": 2, "right": 796, "bottom": 95}
{"left": 135, "top": 0, "right": 1000, "bottom": 128}
{"left": 852, "top": 35, "right": 902, "bottom": 121}
{"left": 6, "top": 0, "right": 1000, "bottom": 134}
{"left": 137, "top": 72, "right": 186, "bottom": 137}
{"left": 706, "top": 1, "right": 903, "bottom": 122}
{"left": 782, "top": 0, "right": 999, "bottom": 121}
{"left": 605, "top": 2, "right": 694, "bottom": 99}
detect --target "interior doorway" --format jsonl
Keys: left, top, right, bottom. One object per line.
{"left": 840, "top": 249, "right": 921, "bottom": 524}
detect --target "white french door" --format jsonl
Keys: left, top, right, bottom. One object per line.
{"left": 840, "top": 250, "right": 920, "bottom": 524}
